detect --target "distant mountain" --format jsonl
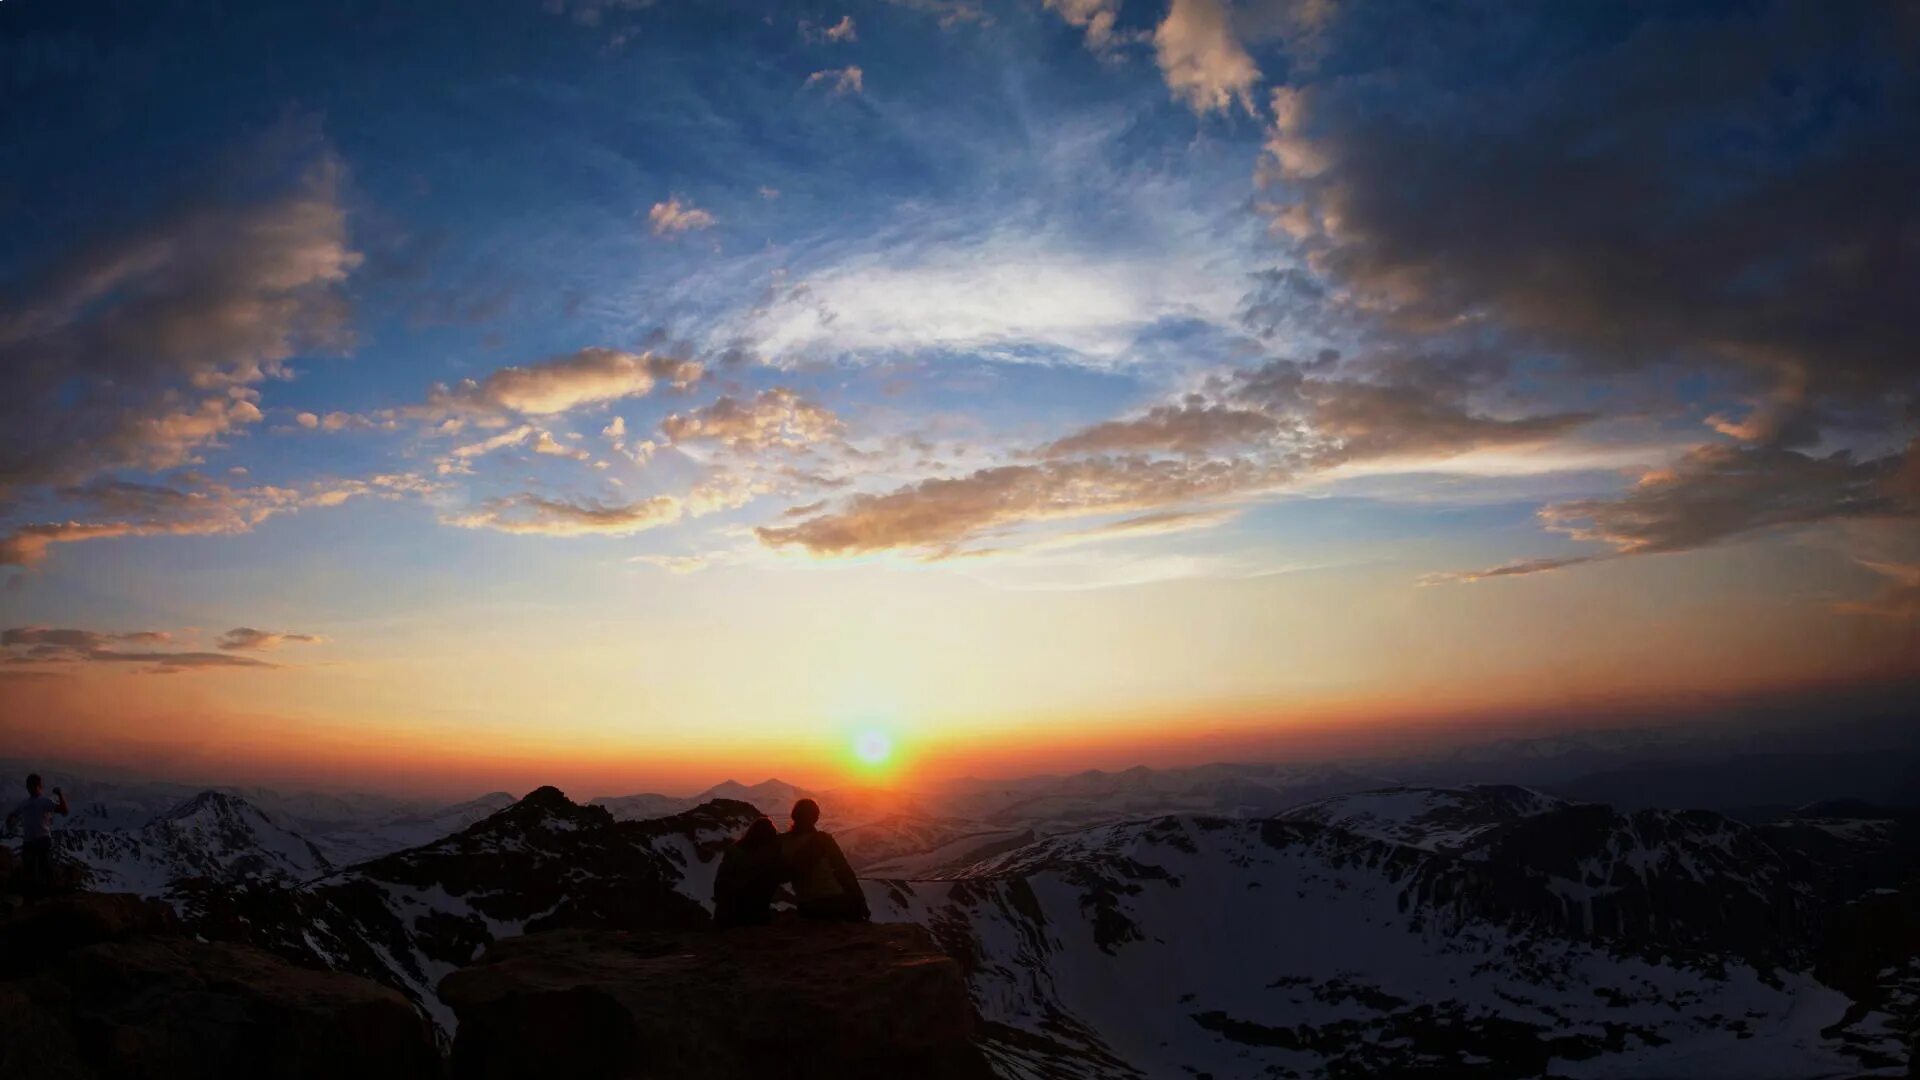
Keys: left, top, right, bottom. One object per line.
{"left": 866, "top": 786, "right": 1914, "bottom": 1078}
{"left": 1546, "top": 751, "right": 1920, "bottom": 818}
{"left": 303, "top": 791, "right": 519, "bottom": 865}
{"left": 56, "top": 791, "right": 332, "bottom": 895}
{"left": 1275, "top": 783, "right": 1567, "bottom": 852}
{"left": 938, "top": 761, "right": 1389, "bottom": 834}
{"left": 175, "top": 787, "right": 761, "bottom": 1038}
{"left": 592, "top": 777, "right": 809, "bottom": 822}
{"left": 592, "top": 779, "right": 985, "bottom": 869}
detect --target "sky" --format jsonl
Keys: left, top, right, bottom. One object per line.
{"left": 0, "top": 0, "right": 1915, "bottom": 797}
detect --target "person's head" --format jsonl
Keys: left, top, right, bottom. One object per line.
{"left": 790, "top": 798, "right": 821, "bottom": 830}
{"left": 739, "top": 816, "right": 777, "bottom": 848}
{"left": 25, "top": 773, "right": 41, "bottom": 797}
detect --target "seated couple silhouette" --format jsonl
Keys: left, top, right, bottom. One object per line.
{"left": 712, "top": 798, "right": 869, "bottom": 927}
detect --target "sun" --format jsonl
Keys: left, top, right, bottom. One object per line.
{"left": 852, "top": 728, "right": 893, "bottom": 767}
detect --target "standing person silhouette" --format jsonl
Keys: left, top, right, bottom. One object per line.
{"left": 6, "top": 774, "right": 68, "bottom": 900}
{"left": 779, "top": 798, "right": 869, "bottom": 922}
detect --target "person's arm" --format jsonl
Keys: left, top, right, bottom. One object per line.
{"left": 823, "top": 835, "right": 868, "bottom": 915}
{"left": 52, "top": 788, "right": 69, "bottom": 815}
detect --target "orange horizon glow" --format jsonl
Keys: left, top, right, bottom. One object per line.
{"left": 7, "top": 660, "right": 1912, "bottom": 801}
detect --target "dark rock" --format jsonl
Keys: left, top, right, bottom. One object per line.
{"left": 441, "top": 920, "right": 992, "bottom": 1080}
{"left": 1, "top": 936, "right": 441, "bottom": 1080}
{"left": 0, "top": 892, "right": 177, "bottom": 977}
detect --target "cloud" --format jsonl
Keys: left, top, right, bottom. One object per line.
{"left": 99, "top": 651, "right": 276, "bottom": 674}
{"left": 756, "top": 456, "right": 1279, "bottom": 557}
{"left": 1539, "top": 443, "right": 1913, "bottom": 558}
{"left": 2, "top": 625, "right": 281, "bottom": 674}
{"left": 294, "top": 410, "right": 372, "bottom": 433}
{"left": 804, "top": 66, "right": 864, "bottom": 96}
{"left": 661, "top": 389, "right": 843, "bottom": 450}
{"left": 0, "top": 125, "right": 358, "bottom": 498}
{"left": 1039, "top": 403, "right": 1280, "bottom": 458}
{"left": 1153, "top": 0, "right": 1260, "bottom": 114}
{"left": 757, "top": 350, "right": 1590, "bottom": 558}
{"left": 533, "top": 431, "right": 592, "bottom": 461}
{"left": 446, "top": 493, "right": 683, "bottom": 537}
{"left": 1835, "top": 561, "right": 1920, "bottom": 619}
{"left": 1023, "top": 508, "right": 1242, "bottom": 553}
{"left": 1046, "top": 0, "right": 1127, "bottom": 53}
{"left": 1435, "top": 440, "right": 1918, "bottom": 582}
{"left": 426, "top": 348, "right": 702, "bottom": 418}
{"left": 1257, "top": 5, "right": 1920, "bottom": 414}
{"left": 648, "top": 198, "right": 716, "bottom": 236}
{"left": 0, "top": 474, "right": 409, "bottom": 567}
{"left": 740, "top": 232, "right": 1239, "bottom": 364}
{"left": 216, "top": 627, "right": 323, "bottom": 651}
{"left": 2, "top": 627, "right": 173, "bottom": 651}
{"left": 801, "top": 15, "right": 857, "bottom": 43}
{"left": 1419, "top": 556, "right": 1603, "bottom": 587}
{"left": 880, "top": 0, "right": 989, "bottom": 30}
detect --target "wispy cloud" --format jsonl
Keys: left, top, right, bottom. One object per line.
{"left": 803, "top": 66, "right": 864, "bottom": 96}
{"left": 217, "top": 627, "right": 324, "bottom": 651}
{"left": 446, "top": 493, "right": 683, "bottom": 537}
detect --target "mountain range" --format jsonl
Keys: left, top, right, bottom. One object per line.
{"left": 7, "top": 754, "right": 1916, "bottom": 1076}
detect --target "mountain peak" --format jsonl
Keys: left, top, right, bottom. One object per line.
{"left": 156, "top": 790, "right": 262, "bottom": 824}
{"left": 516, "top": 785, "right": 572, "bottom": 809}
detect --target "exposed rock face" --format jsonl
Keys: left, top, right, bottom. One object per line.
{"left": 0, "top": 892, "right": 439, "bottom": 1080}
{"left": 441, "top": 921, "right": 992, "bottom": 1080}
{"left": 0, "top": 892, "right": 177, "bottom": 976}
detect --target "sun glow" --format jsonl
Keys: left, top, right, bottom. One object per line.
{"left": 852, "top": 728, "right": 893, "bottom": 767}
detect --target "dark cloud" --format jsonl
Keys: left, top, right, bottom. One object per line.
{"left": 2, "top": 625, "right": 278, "bottom": 673}
{"left": 1, "top": 627, "right": 172, "bottom": 651}
{"left": 0, "top": 475, "right": 387, "bottom": 567}
{"left": 1264, "top": 3, "right": 1920, "bottom": 413}
{"left": 1436, "top": 439, "right": 1917, "bottom": 582}
{"left": 1835, "top": 561, "right": 1920, "bottom": 619}
{"left": 217, "top": 627, "right": 322, "bottom": 651}
{"left": 0, "top": 124, "right": 357, "bottom": 499}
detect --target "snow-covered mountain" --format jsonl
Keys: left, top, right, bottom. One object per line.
{"left": 55, "top": 791, "right": 333, "bottom": 895}
{"left": 32, "top": 773, "right": 1912, "bottom": 1076}
{"left": 175, "top": 787, "right": 761, "bottom": 1038}
{"left": 865, "top": 786, "right": 1913, "bottom": 1078}
{"left": 302, "top": 790, "right": 518, "bottom": 865}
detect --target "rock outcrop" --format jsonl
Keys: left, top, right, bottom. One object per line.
{"left": 0, "top": 892, "right": 440, "bottom": 1079}
{"left": 0, "top": 891, "right": 177, "bottom": 976}
{"left": 441, "top": 920, "right": 993, "bottom": 1080}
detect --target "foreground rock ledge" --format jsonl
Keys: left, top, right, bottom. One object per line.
{"left": 441, "top": 921, "right": 995, "bottom": 1080}
{"left": 0, "top": 893, "right": 439, "bottom": 1080}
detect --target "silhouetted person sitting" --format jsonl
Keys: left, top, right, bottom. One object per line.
{"left": 5, "top": 773, "right": 68, "bottom": 901}
{"left": 780, "top": 798, "right": 869, "bottom": 922}
{"left": 712, "top": 816, "right": 783, "bottom": 928}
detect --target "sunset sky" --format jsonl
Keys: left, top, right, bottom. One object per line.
{"left": 1, "top": 0, "right": 1915, "bottom": 796}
